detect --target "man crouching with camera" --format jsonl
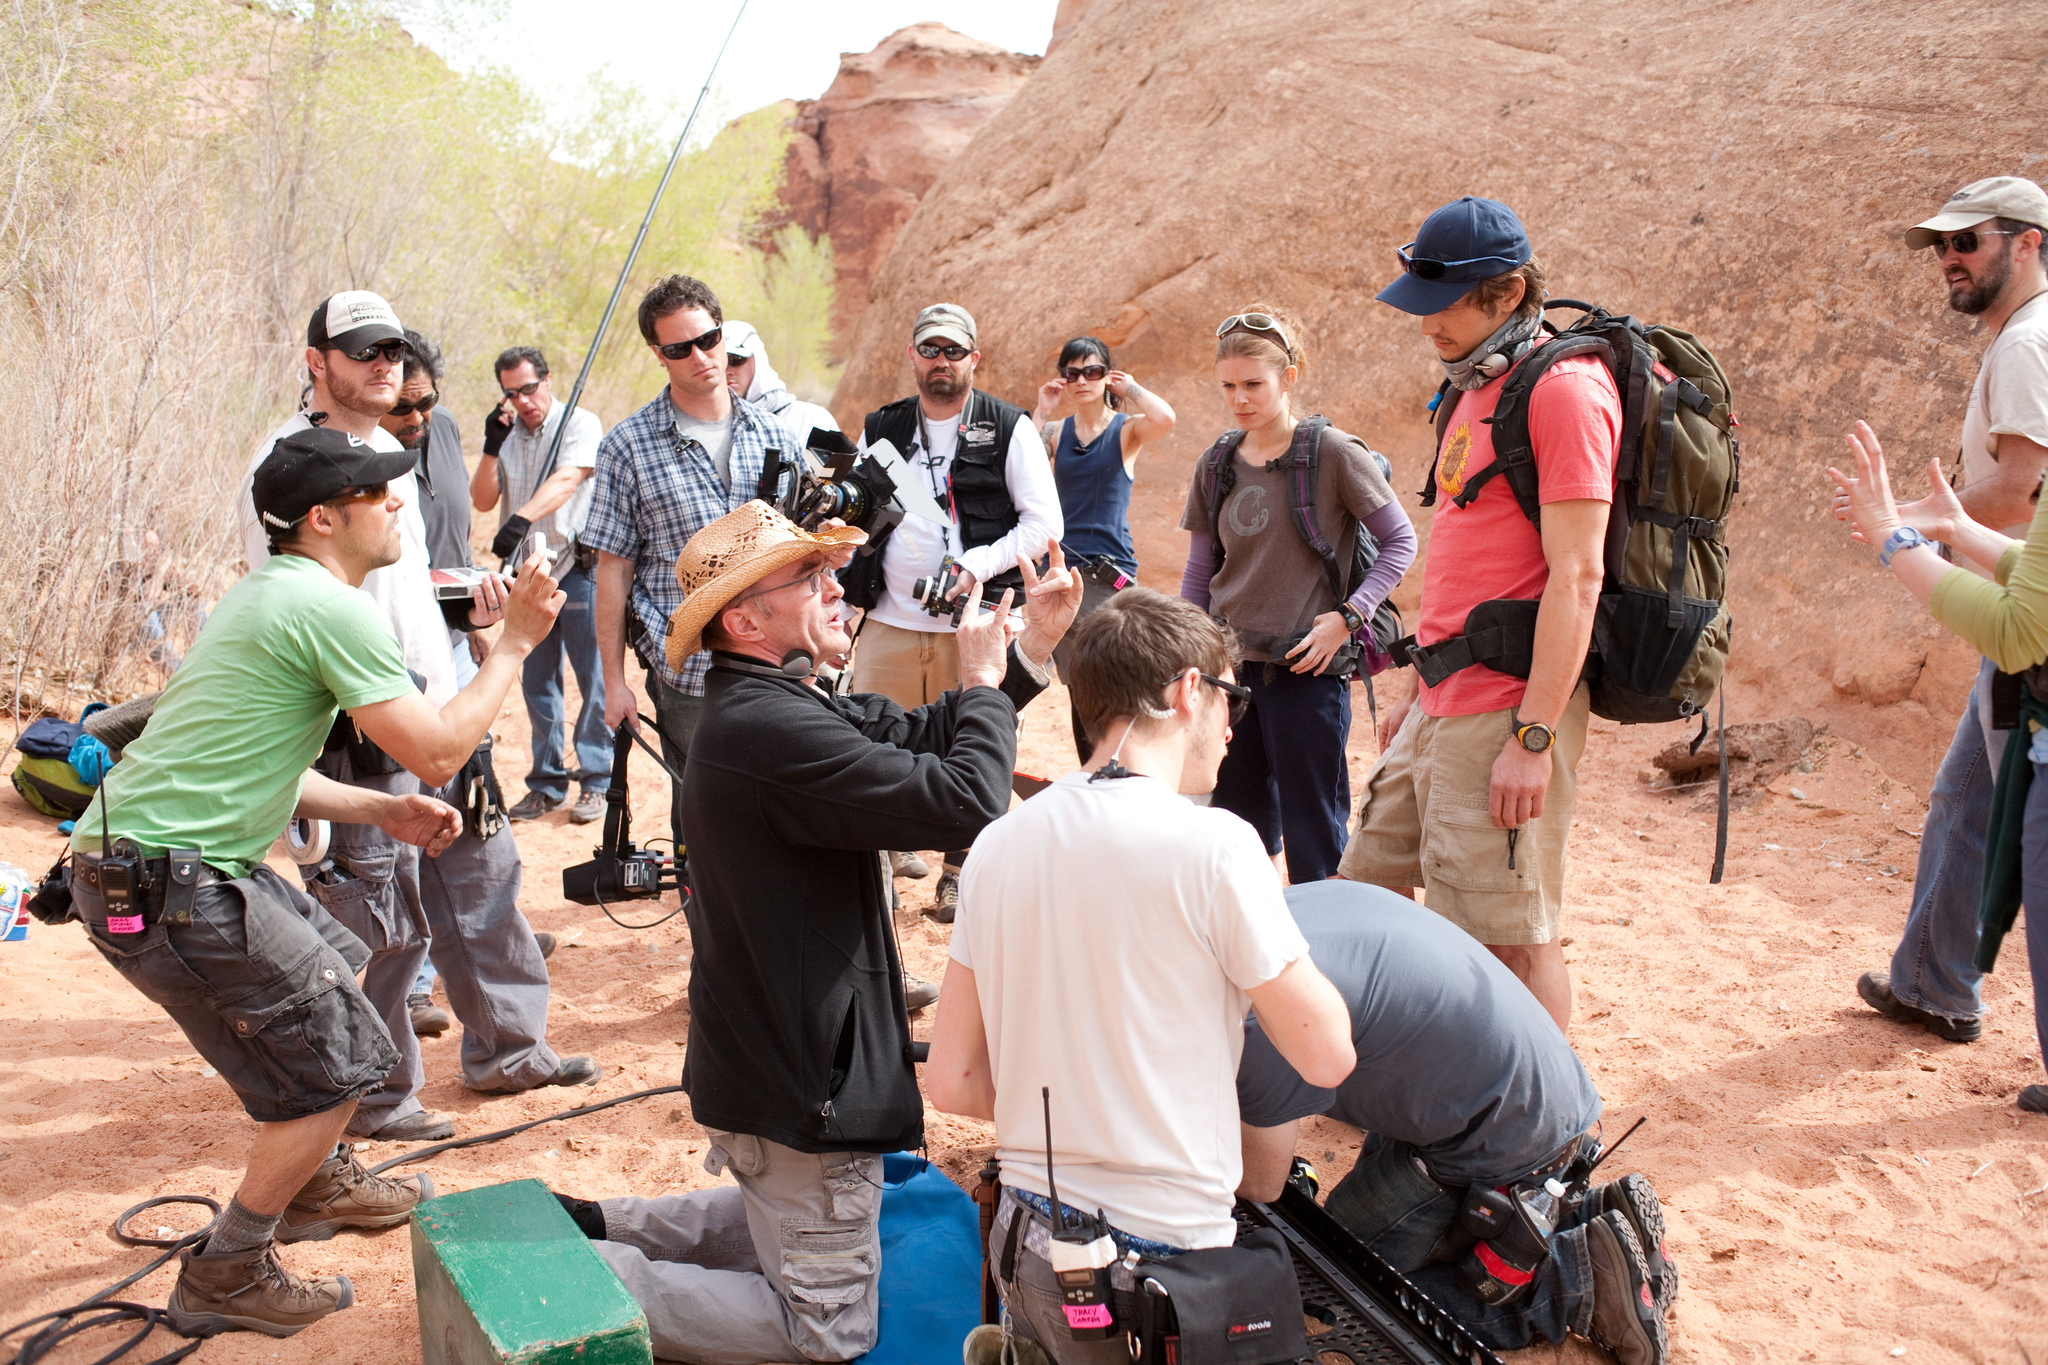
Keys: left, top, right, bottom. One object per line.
{"left": 549, "top": 499, "right": 1080, "bottom": 1363}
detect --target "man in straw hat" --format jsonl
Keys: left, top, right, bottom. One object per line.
{"left": 549, "top": 499, "right": 1081, "bottom": 1364}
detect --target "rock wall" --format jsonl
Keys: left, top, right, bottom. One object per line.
{"left": 776, "top": 24, "right": 1039, "bottom": 362}
{"left": 831, "top": 0, "right": 2048, "bottom": 790}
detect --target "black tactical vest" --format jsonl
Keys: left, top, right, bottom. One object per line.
{"left": 862, "top": 389, "right": 1029, "bottom": 595}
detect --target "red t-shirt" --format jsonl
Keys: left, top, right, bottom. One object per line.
{"left": 1417, "top": 353, "right": 1622, "bottom": 718}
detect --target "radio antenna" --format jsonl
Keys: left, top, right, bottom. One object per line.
{"left": 1042, "top": 1086, "right": 1066, "bottom": 1233}
{"left": 523, "top": 0, "right": 753, "bottom": 522}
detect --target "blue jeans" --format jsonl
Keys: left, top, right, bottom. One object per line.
{"left": 522, "top": 564, "right": 610, "bottom": 801}
{"left": 1212, "top": 665, "right": 1352, "bottom": 882}
{"left": 1888, "top": 661, "right": 2005, "bottom": 1023}
{"left": 1322, "top": 1135, "right": 1594, "bottom": 1350}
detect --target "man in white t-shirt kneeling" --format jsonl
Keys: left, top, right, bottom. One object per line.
{"left": 927, "top": 588, "right": 1355, "bottom": 1365}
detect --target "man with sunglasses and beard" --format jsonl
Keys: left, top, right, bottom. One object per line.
{"left": 850, "top": 303, "right": 1062, "bottom": 924}
{"left": 1832, "top": 177, "right": 2048, "bottom": 1053}
{"left": 584, "top": 274, "right": 803, "bottom": 863}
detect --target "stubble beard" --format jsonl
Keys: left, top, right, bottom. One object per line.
{"left": 327, "top": 367, "right": 394, "bottom": 422}
{"left": 1949, "top": 243, "right": 2013, "bottom": 316}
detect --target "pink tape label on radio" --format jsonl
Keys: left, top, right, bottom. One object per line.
{"left": 1063, "top": 1305, "right": 1113, "bottom": 1329}
{"left": 106, "top": 914, "right": 145, "bottom": 934}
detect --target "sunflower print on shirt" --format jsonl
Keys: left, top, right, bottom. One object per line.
{"left": 1437, "top": 423, "right": 1474, "bottom": 499}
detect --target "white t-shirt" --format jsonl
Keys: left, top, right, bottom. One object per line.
{"left": 236, "top": 416, "right": 457, "bottom": 706}
{"left": 859, "top": 404, "right": 1063, "bottom": 633}
{"left": 497, "top": 401, "right": 602, "bottom": 559}
{"left": 1961, "top": 289, "right": 2048, "bottom": 575}
{"left": 953, "top": 772, "right": 1309, "bottom": 1249}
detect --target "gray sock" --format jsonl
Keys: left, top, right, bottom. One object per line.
{"left": 207, "top": 1197, "right": 282, "bottom": 1254}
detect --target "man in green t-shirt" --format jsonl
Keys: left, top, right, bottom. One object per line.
{"left": 68, "top": 425, "right": 565, "bottom": 1338}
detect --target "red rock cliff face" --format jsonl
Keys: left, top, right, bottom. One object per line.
{"left": 778, "top": 24, "right": 1039, "bottom": 363}
{"left": 832, "top": 0, "right": 2048, "bottom": 791}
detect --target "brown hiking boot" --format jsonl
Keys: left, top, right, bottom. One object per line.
{"left": 165, "top": 1239, "right": 354, "bottom": 1337}
{"left": 276, "top": 1146, "right": 434, "bottom": 1243}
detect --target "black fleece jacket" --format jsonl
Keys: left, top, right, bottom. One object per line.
{"left": 679, "top": 646, "right": 1046, "bottom": 1153}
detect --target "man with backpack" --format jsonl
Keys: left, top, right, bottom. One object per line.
{"left": 1343, "top": 198, "right": 1621, "bottom": 1032}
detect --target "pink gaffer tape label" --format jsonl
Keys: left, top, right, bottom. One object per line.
{"left": 106, "top": 914, "right": 145, "bottom": 934}
{"left": 1063, "top": 1304, "right": 1113, "bottom": 1329}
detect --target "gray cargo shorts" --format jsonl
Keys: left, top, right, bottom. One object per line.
{"left": 74, "top": 862, "right": 399, "bottom": 1122}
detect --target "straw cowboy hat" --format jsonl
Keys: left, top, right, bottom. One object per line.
{"left": 665, "top": 500, "right": 867, "bottom": 670}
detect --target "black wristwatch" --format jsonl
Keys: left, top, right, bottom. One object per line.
{"left": 1512, "top": 715, "right": 1556, "bottom": 754}
{"left": 1338, "top": 602, "right": 1365, "bottom": 634}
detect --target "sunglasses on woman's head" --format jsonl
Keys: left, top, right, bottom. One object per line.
{"left": 1061, "top": 364, "right": 1108, "bottom": 382}
{"left": 342, "top": 339, "right": 409, "bottom": 364}
{"left": 388, "top": 391, "right": 440, "bottom": 417}
{"left": 655, "top": 326, "right": 723, "bottom": 361}
{"left": 1214, "top": 313, "right": 1294, "bottom": 355}
{"left": 916, "top": 342, "right": 972, "bottom": 361}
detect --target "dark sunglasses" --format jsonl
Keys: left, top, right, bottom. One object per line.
{"left": 916, "top": 342, "right": 972, "bottom": 361}
{"left": 1926, "top": 229, "right": 2022, "bottom": 256}
{"left": 341, "top": 339, "right": 408, "bottom": 364}
{"left": 655, "top": 326, "right": 723, "bottom": 360}
{"left": 388, "top": 391, "right": 440, "bottom": 417}
{"left": 1160, "top": 672, "right": 1250, "bottom": 725}
{"left": 1061, "top": 364, "right": 1108, "bottom": 382}
{"left": 501, "top": 379, "right": 545, "bottom": 399}
{"left": 325, "top": 482, "right": 391, "bottom": 508}
{"left": 1214, "top": 312, "right": 1294, "bottom": 355}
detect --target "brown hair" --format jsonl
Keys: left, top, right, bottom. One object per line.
{"left": 1213, "top": 302, "right": 1312, "bottom": 379}
{"left": 1464, "top": 260, "right": 1546, "bottom": 325}
{"left": 1067, "top": 589, "right": 1240, "bottom": 740}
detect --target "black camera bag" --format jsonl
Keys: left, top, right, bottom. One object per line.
{"left": 1127, "top": 1228, "right": 1307, "bottom": 1365}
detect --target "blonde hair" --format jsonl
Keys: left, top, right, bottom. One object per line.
{"left": 1214, "top": 303, "right": 1311, "bottom": 379}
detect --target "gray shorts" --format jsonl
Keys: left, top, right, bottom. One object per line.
{"left": 74, "top": 863, "right": 399, "bottom": 1122}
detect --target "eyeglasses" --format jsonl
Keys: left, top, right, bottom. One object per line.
{"left": 1926, "top": 229, "right": 2022, "bottom": 256}
{"left": 1214, "top": 313, "right": 1294, "bottom": 355}
{"left": 325, "top": 482, "right": 391, "bottom": 509}
{"left": 916, "top": 342, "right": 972, "bottom": 361}
{"left": 388, "top": 391, "right": 440, "bottom": 417}
{"left": 655, "top": 326, "right": 723, "bottom": 360}
{"left": 734, "top": 567, "right": 827, "bottom": 606}
{"left": 340, "top": 339, "right": 408, "bottom": 364}
{"left": 501, "top": 379, "right": 546, "bottom": 399}
{"left": 1060, "top": 364, "right": 1108, "bottom": 382}
{"left": 1159, "top": 671, "right": 1250, "bottom": 726}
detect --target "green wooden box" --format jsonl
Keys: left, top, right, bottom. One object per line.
{"left": 411, "top": 1178, "right": 652, "bottom": 1365}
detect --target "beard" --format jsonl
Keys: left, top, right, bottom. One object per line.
{"left": 1949, "top": 241, "right": 2013, "bottom": 316}
{"left": 327, "top": 367, "right": 395, "bottom": 420}
{"left": 918, "top": 366, "right": 968, "bottom": 401}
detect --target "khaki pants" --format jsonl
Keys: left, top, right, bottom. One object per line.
{"left": 850, "top": 618, "right": 960, "bottom": 707}
{"left": 1340, "top": 684, "right": 1590, "bottom": 946}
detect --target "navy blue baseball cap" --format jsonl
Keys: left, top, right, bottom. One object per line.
{"left": 1375, "top": 197, "right": 1533, "bottom": 315}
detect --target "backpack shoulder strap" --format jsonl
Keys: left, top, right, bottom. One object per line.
{"left": 1454, "top": 333, "right": 1617, "bottom": 528}
{"left": 1282, "top": 416, "right": 1350, "bottom": 607}
{"left": 1200, "top": 429, "right": 1248, "bottom": 558}
{"left": 1420, "top": 382, "right": 1456, "bottom": 507}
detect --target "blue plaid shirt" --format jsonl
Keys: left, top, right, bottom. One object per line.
{"left": 582, "top": 388, "right": 799, "bottom": 695}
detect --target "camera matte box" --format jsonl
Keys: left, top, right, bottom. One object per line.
{"left": 411, "top": 1178, "right": 651, "bottom": 1365}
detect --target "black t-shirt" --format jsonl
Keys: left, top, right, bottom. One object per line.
{"left": 1237, "top": 880, "right": 1603, "bottom": 1186}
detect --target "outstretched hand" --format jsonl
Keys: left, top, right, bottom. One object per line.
{"left": 956, "top": 587, "right": 1017, "bottom": 691}
{"left": 1826, "top": 421, "right": 1904, "bottom": 547}
{"left": 1017, "top": 542, "right": 1085, "bottom": 668}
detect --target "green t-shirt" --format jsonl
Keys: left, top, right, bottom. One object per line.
{"left": 73, "top": 554, "right": 416, "bottom": 877}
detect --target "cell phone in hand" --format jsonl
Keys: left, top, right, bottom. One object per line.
{"left": 518, "top": 531, "right": 557, "bottom": 575}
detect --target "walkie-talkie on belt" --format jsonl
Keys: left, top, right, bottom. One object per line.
{"left": 96, "top": 788, "right": 144, "bottom": 935}
{"left": 1042, "top": 1086, "right": 1118, "bottom": 1338}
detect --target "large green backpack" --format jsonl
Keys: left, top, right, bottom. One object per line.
{"left": 1413, "top": 300, "right": 1739, "bottom": 727}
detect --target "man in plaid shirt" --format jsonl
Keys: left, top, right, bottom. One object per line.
{"left": 585, "top": 274, "right": 799, "bottom": 853}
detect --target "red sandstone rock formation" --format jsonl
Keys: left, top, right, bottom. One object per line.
{"left": 777, "top": 24, "right": 1039, "bottom": 362}
{"left": 832, "top": 0, "right": 2048, "bottom": 790}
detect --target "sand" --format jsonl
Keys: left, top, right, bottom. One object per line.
{"left": 2, "top": 661, "right": 2044, "bottom": 1365}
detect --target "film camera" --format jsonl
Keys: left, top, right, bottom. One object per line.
{"left": 758, "top": 430, "right": 950, "bottom": 539}
{"left": 562, "top": 726, "right": 684, "bottom": 910}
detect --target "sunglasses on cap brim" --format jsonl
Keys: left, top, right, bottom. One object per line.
{"left": 1394, "top": 242, "right": 1528, "bottom": 281}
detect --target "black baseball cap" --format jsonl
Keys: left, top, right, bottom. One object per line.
{"left": 307, "top": 290, "right": 405, "bottom": 353}
{"left": 253, "top": 427, "right": 414, "bottom": 535}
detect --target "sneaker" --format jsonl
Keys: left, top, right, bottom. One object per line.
{"left": 409, "top": 993, "right": 451, "bottom": 1037}
{"left": 474, "top": 1055, "right": 601, "bottom": 1094}
{"left": 533, "top": 930, "right": 557, "bottom": 959}
{"left": 165, "top": 1239, "right": 354, "bottom": 1337}
{"left": 927, "top": 871, "right": 959, "bottom": 925}
{"left": 569, "top": 789, "right": 607, "bottom": 825}
{"left": 904, "top": 974, "right": 941, "bottom": 1012}
{"left": 508, "top": 791, "right": 564, "bottom": 822}
{"left": 1586, "top": 1209, "right": 1668, "bottom": 1365}
{"left": 892, "top": 850, "right": 932, "bottom": 880}
{"left": 963, "top": 1324, "right": 1051, "bottom": 1365}
{"left": 1590, "top": 1174, "right": 1678, "bottom": 1313}
{"left": 1856, "top": 970, "right": 1982, "bottom": 1043}
{"left": 2020, "top": 1084, "right": 2048, "bottom": 1114}
{"left": 351, "top": 1109, "right": 455, "bottom": 1143}
{"left": 276, "top": 1147, "right": 433, "bottom": 1243}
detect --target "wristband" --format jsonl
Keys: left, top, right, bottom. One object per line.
{"left": 1879, "top": 526, "right": 1930, "bottom": 569}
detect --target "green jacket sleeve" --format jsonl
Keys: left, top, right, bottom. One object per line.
{"left": 1928, "top": 495, "right": 2048, "bottom": 672}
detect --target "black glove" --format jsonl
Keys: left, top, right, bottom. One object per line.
{"left": 491, "top": 514, "right": 533, "bottom": 562}
{"left": 482, "top": 407, "right": 513, "bottom": 457}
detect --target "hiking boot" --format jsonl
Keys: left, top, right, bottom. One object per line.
{"left": 475, "top": 1055, "right": 600, "bottom": 1094}
{"left": 409, "top": 993, "right": 451, "bottom": 1037}
{"left": 1586, "top": 1210, "right": 1667, "bottom": 1365}
{"left": 568, "top": 789, "right": 607, "bottom": 825}
{"left": 508, "top": 791, "right": 563, "bottom": 822}
{"left": 927, "top": 871, "right": 959, "bottom": 925}
{"left": 276, "top": 1147, "right": 434, "bottom": 1243}
{"left": 1590, "top": 1174, "right": 1678, "bottom": 1313}
{"left": 963, "top": 1324, "right": 1051, "bottom": 1365}
{"left": 533, "top": 930, "right": 557, "bottom": 959}
{"left": 350, "top": 1109, "right": 455, "bottom": 1143}
{"left": 893, "top": 850, "right": 932, "bottom": 880}
{"left": 1856, "top": 970, "right": 1982, "bottom": 1043}
{"left": 2020, "top": 1084, "right": 2048, "bottom": 1114}
{"left": 165, "top": 1239, "right": 354, "bottom": 1337}
{"left": 904, "top": 974, "right": 941, "bottom": 1012}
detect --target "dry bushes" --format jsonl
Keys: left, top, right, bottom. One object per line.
{"left": 0, "top": 0, "right": 831, "bottom": 714}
